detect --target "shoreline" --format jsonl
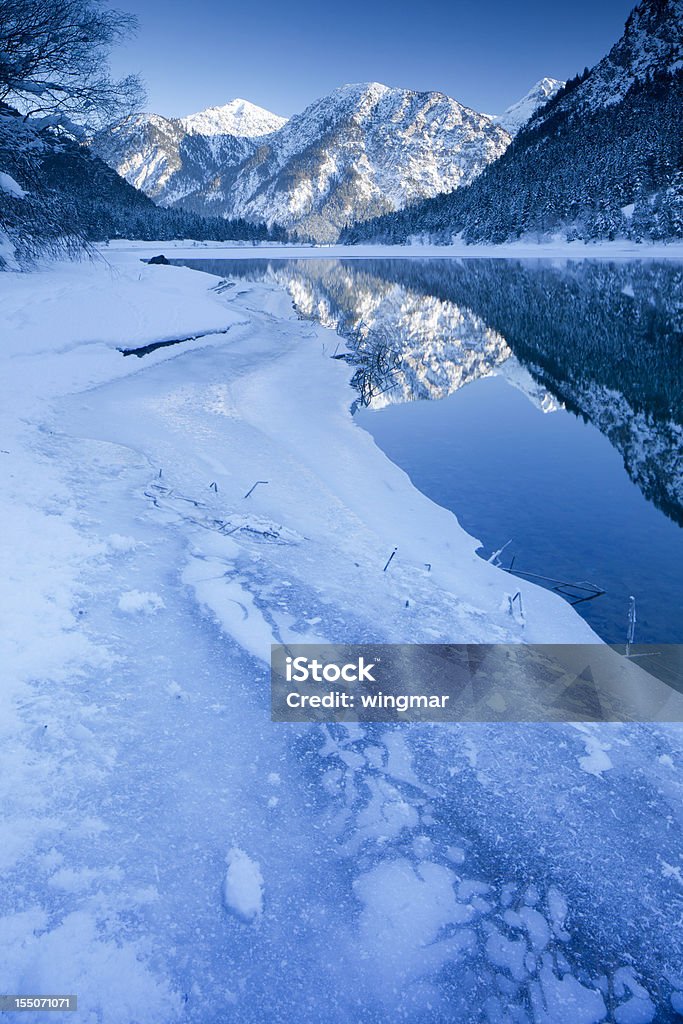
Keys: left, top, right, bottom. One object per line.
{"left": 100, "top": 238, "right": 683, "bottom": 261}
{"left": 0, "top": 248, "right": 599, "bottom": 679}
{"left": 2, "top": 249, "right": 682, "bottom": 1020}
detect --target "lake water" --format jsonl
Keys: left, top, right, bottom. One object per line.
{"left": 174, "top": 257, "right": 683, "bottom": 645}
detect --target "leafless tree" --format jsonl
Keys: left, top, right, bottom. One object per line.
{"left": 0, "top": 0, "right": 144, "bottom": 135}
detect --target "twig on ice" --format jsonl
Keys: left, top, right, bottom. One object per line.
{"left": 383, "top": 547, "right": 398, "bottom": 572}
{"left": 243, "top": 480, "right": 269, "bottom": 499}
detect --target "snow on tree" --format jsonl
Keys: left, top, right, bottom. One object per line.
{"left": 0, "top": 0, "right": 142, "bottom": 135}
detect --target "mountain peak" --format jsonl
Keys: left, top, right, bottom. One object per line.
{"left": 180, "top": 99, "right": 287, "bottom": 138}
{"left": 333, "top": 81, "right": 392, "bottom": 98}
{"left": 493, "top": 77, "right": 564, "bottom": 135}
{"left": 327, "top": 81, "right": 457, "bottom": 108}
{"left": 309, "top": 81, "right": 394, "bottom": 114}
{"left": 534, "top": 0, "right": 683, "bottom": 122}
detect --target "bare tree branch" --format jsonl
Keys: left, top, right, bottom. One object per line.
{"left": 0, "top": 0, "right": 144, "bottom": 134}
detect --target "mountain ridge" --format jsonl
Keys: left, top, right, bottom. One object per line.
{"left": 95, "top": 79, "right": 560, "bottom": 241}
{"left": 342, "top": 0, "right": 683, "bottom": 244}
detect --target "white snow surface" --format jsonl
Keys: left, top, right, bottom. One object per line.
{"left": 0, "top": 244, "right": 681, "bottom": 1022}
{"left": 0, "top": 170, "right": 27, "bottom": 198}
{"left": 223, "top": 847, "right": 264, "bottom": 922}
{"left": 117, "top": 589, "right": 166, "bottom": 615}
{"left": 103, "top": 237, "right": 683, "bottom": 259}
{"left": 180, "top": 98, "right": 287, "bottom": 138}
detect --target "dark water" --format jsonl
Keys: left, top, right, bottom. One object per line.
{"left": 174, "top": 257, "right": 683, "bottom": 644}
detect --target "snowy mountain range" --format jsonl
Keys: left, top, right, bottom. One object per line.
{"left": 344, "top": 0, "right": 683, "bottom": 244}
{"left": 95, "top": 80, "right": 558, "bottom": 241}
{"left": 93, "top": 106, "right": 273, "bottom": 210}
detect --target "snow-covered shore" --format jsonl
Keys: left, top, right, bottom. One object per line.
{"left": 1, "top": 249, "right": 681, "bottom": 1024}
{"left": 103, "top": 237, "right": 683, "bottom": 260}
{"left": 1, "top": 249, "right": 596, "bottom": 655}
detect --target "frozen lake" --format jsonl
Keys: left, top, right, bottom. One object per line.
{"left": 175, "top": 257, "right": 683, "bottom": 644}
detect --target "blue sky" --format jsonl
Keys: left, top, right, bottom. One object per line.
{"left": 109, "top": 0, "right": 636, "bottom": 118}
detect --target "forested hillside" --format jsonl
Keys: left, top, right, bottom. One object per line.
{"left": 343, "top": 71, "right": 682, "bottom": 244}
{"left": 0, "top": 1, "right": 286, "bottom": 269}
{"left": 0, "top": 107, "right": 285, "bottom": 268}
{"left": 342, "top": 0, "right": 683, "bottom": 245}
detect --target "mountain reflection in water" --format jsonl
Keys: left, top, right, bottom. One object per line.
{"left": 175, "top": 256, "right": 683, "bottom": 643}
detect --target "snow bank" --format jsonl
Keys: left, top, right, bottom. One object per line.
{"left": 0, "top": 170, "right": 26, "bottom": 198}
{"left": 0, "top": 259, "right": 245, "bottom": 361}
{"left": 223, "top": 847, "right": 264, "bottom": 922}
{"left": 118, "top": 589, "right": 165, "bottom": 615}
{"left": 102, "top": 238, "right": 683, "bottom": 261}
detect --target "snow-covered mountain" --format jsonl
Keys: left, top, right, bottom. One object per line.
{"left": 185, "top": 83, "right": 511, "bottom": 241}
{"left": 533, "top": 0, "right": 683, "bottom": 122}
{"left": 493, "top": 77, "right": 564, "bottom": 135}
{"left": 95, "top": 114, "right": 185, "bottom": 200}
{"left": 180, "top": 99, "right": 287, "bottom": 137}
{"left": 344, "top": 0, "right": 683, "bottom": 244}
{"left": 96, "top": 77, "right": 574, "bottom": 243}
{"left": 97, "top": 83, "right": 511, "bottom": 241}
{"left": 93, "top": 99, "right": 286, "bottom": 206}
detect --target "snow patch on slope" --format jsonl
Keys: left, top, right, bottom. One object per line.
{"left": 0, "top": 170, "right": 26, "bottom": 198}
